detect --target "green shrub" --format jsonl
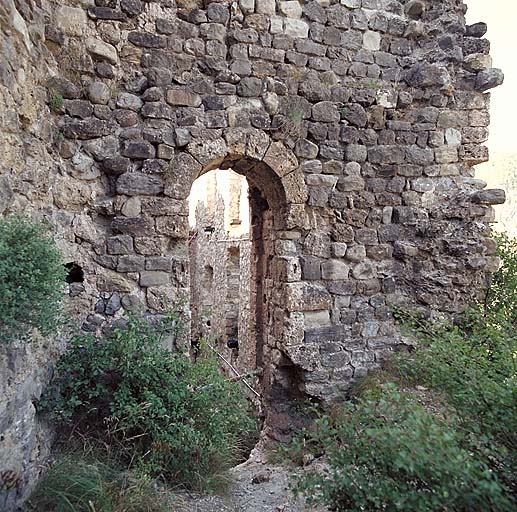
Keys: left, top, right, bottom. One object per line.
{"left": 393, "top": 317, "right": 517, "bottom": 490}
{"left": 393, "top": 236, "right": 517, "bottom": 492}
{"left": 49, "top": 92, "right": 64, "bottom": 113}
{"left": 290, "top": 236, "right": 517, "bottom": 511}
{"left": 0, "top": 215, "right": 65, "bottom": 342}
{"left": 484, "top": 233, "right": 517, "bottom": 328}
{"left": 41, "top": 314, "right": 258, "bottom": 491}
{"left": 27, "top": 455, "right": 173, "bottom": 512}
{"left": 293, "top": 385, "right": 513, "bottom": 512}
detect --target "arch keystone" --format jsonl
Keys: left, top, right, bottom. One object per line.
{"left": 224, "top": 127, "right": 271, "bottom": 161}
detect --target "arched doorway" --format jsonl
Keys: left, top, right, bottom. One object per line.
{"left": 186, "top": 158, "right": 291, "bottom": 401}
{"left": 179, "top": 147, "right": 304, "bottom": 412}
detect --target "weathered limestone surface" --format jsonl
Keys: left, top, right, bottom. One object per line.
{"left": 0, "top": 0, "right": 506, "bottom": 506}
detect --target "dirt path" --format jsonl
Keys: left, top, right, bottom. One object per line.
{"left": 174, "top": 449, "right": 325, "bottom": 512}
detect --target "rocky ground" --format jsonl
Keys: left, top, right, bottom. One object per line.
{"left": 174, "top": 448, "right": 325, "bottom": 512}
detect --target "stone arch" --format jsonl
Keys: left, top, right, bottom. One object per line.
{"left": 183, "top": 140, "right": 308, "bottom": 404}
{"left": 166, "top": 132, "right": 307, "bottom": 226}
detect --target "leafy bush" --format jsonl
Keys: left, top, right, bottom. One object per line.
{"left": 290, "top": 235, "right": 517, "bottom": 511}
{"left": 27, "top": 455, "right": 173, "bottom": 512}
{"left": 0, "top": 215, "right": 65, "bottom": 342}
{"left": 294, "top": 385, "right": 513, "bottom": 512}
{"left": 393, "top": 235, "right": 517, "bottom": 492}
{"left": 484, "top": 233, "right": 517, "bottom": 328}
{"left": 41, "top": 314, "right": 258, "bottom": 491}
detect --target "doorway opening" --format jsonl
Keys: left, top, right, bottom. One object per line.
{"left": 188, "top": 168, "right": 254, "bottom": 377}
{"left": 185, "top": 153, "right": 305, "bottom": 429}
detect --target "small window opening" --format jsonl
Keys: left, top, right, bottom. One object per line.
{"left": 65, "top": 262, "right": 84, "bottom": 284}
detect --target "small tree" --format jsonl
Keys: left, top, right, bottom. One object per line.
{"left": 0, "top": 215, "right": 66, "bottom": 342}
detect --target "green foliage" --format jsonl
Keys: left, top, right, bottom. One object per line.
{"left": 393, "top": 235, "right": 517, "bottom": 492}
{"left": 27, "top": 456, "right": 173, "bottom": 512}
{"left": 49, "top": 92, "right": 64, "bottom": 112}
{"left": 290, "top": 235, "right": 517, "bottom": 511}
{"left": 41, "top": 314, "right": 259, "bottom": 491}
{"left": 339, "top": 105, "right": 349, "bottom": 119}
{"left": 484, "top": 233, "right": 517, "bottom": 328}
{"left": 0, "top": 215, "right": 66, "bottom": 342}
{"left": 294, "top": 385, "right": 513, "bottom": 512}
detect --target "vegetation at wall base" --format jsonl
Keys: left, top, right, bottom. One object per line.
{"left": 288, "top": 234, "right": 517, "bottom": 512}
{"left": 0, "top": 215, "right": 66, "bottom": 343}
{"left": 27, "top": 453, "right": 174, "bottom": 512}
{"left": 40, "top": 313, "right": 259, "bottom": 492}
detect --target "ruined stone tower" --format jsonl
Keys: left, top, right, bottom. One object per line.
{"left": 0, "top": 0, "right": 505, "bottom": 504}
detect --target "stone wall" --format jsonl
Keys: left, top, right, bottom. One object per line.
{"left": 0, "top": 0, "right": 506, "bottom": 506}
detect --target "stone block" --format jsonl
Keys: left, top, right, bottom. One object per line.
{"left": 155, "top": 216, "right": 189, "bottom": 239}
{"left": 286, "top": 282, "right": 331, "bottom": 311}
{"left": 279, "top": 1, "right": 302, "bottom": 19}
{"left": 118, "top": 255, "right": 145, "bottom": 272}
{"left": 116, "top": 93, "right": 143, "bottom": 111}
{"left": 120, "top": 141, "right": 156, "bottom": 159}
{"left": 304, "top": 310, "right": 331, "bottom": 327}
{"left": 346, "top": 245, "right": 366, "bottom": 262}
{"left": 284, "top": 18, "right": 309, "bottom": 38}
{"left": 256, "top": 0, "right": 276, "bottom": 15}
{"left": 121, "top": 197, "right": 142, "bottom": 218}
{"left": 88, "top": 7, "right": 127, "bottom": 21}
{"left": 107, "top": 235, "right": 134, "bottom": 255}
{"left": 145, "top": 256, "right": 173, "bottom": 271}
{"left": 64, "top": 100, "right": 93, "bottom": 119}
{"left": 140, "top": 271, "right": 169, "bottom": 287}
{"left": 352, "top": 261, "right": 376, "bottom": 280}
{"left": 86, "top": 38, "right": 118, "bottom": 65}
{"left": 55, "top": 6, "right": 87, "bottom": 37}
{"left": 121, "top": 0, "right": 143, "bottom": 16}
{"left": 434, "top": 145, "right": 458, "bottom": 164}
{"left": 475, "top": 68, "right": 504, "bottom": 92}
{"left": 111, "top": 217, "right": 154, "bottom": 236}
{"left": 363, "top": 30, "right": 381, "bottom": 51}
{"left": 295, "top": 138, "right": 319, "bottom": 159}
{"left": 166, "top": 88, "right": 202, "bottom": 107}
{"left": 368, "top": 145, "right": 406, "bottom": 164}
{"left": 471, "top": 189, "right": 506, "bottom": 205}
{"left": 97, "top": 269, "right": 135, "bottom": 293}
{"left": 300, "top": 256, "right": 322, "bottom": 280}
{"left": 61, "top": 118, "right": 112, "bottom": 140}
{"left": 128, "top": 31, "right": 166, "bottom": 48}
{"left": 134, "top": 237, "right": 169, "bottom": 255}
{"left": 322, "top": 260, "right": 350, "bottom": 280}
{"left": 240, "top": 0, "right": 255, "bottom": 14}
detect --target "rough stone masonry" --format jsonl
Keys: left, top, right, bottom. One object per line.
{"left": 0, "top": 0, "right": 505, "bottom": 507}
